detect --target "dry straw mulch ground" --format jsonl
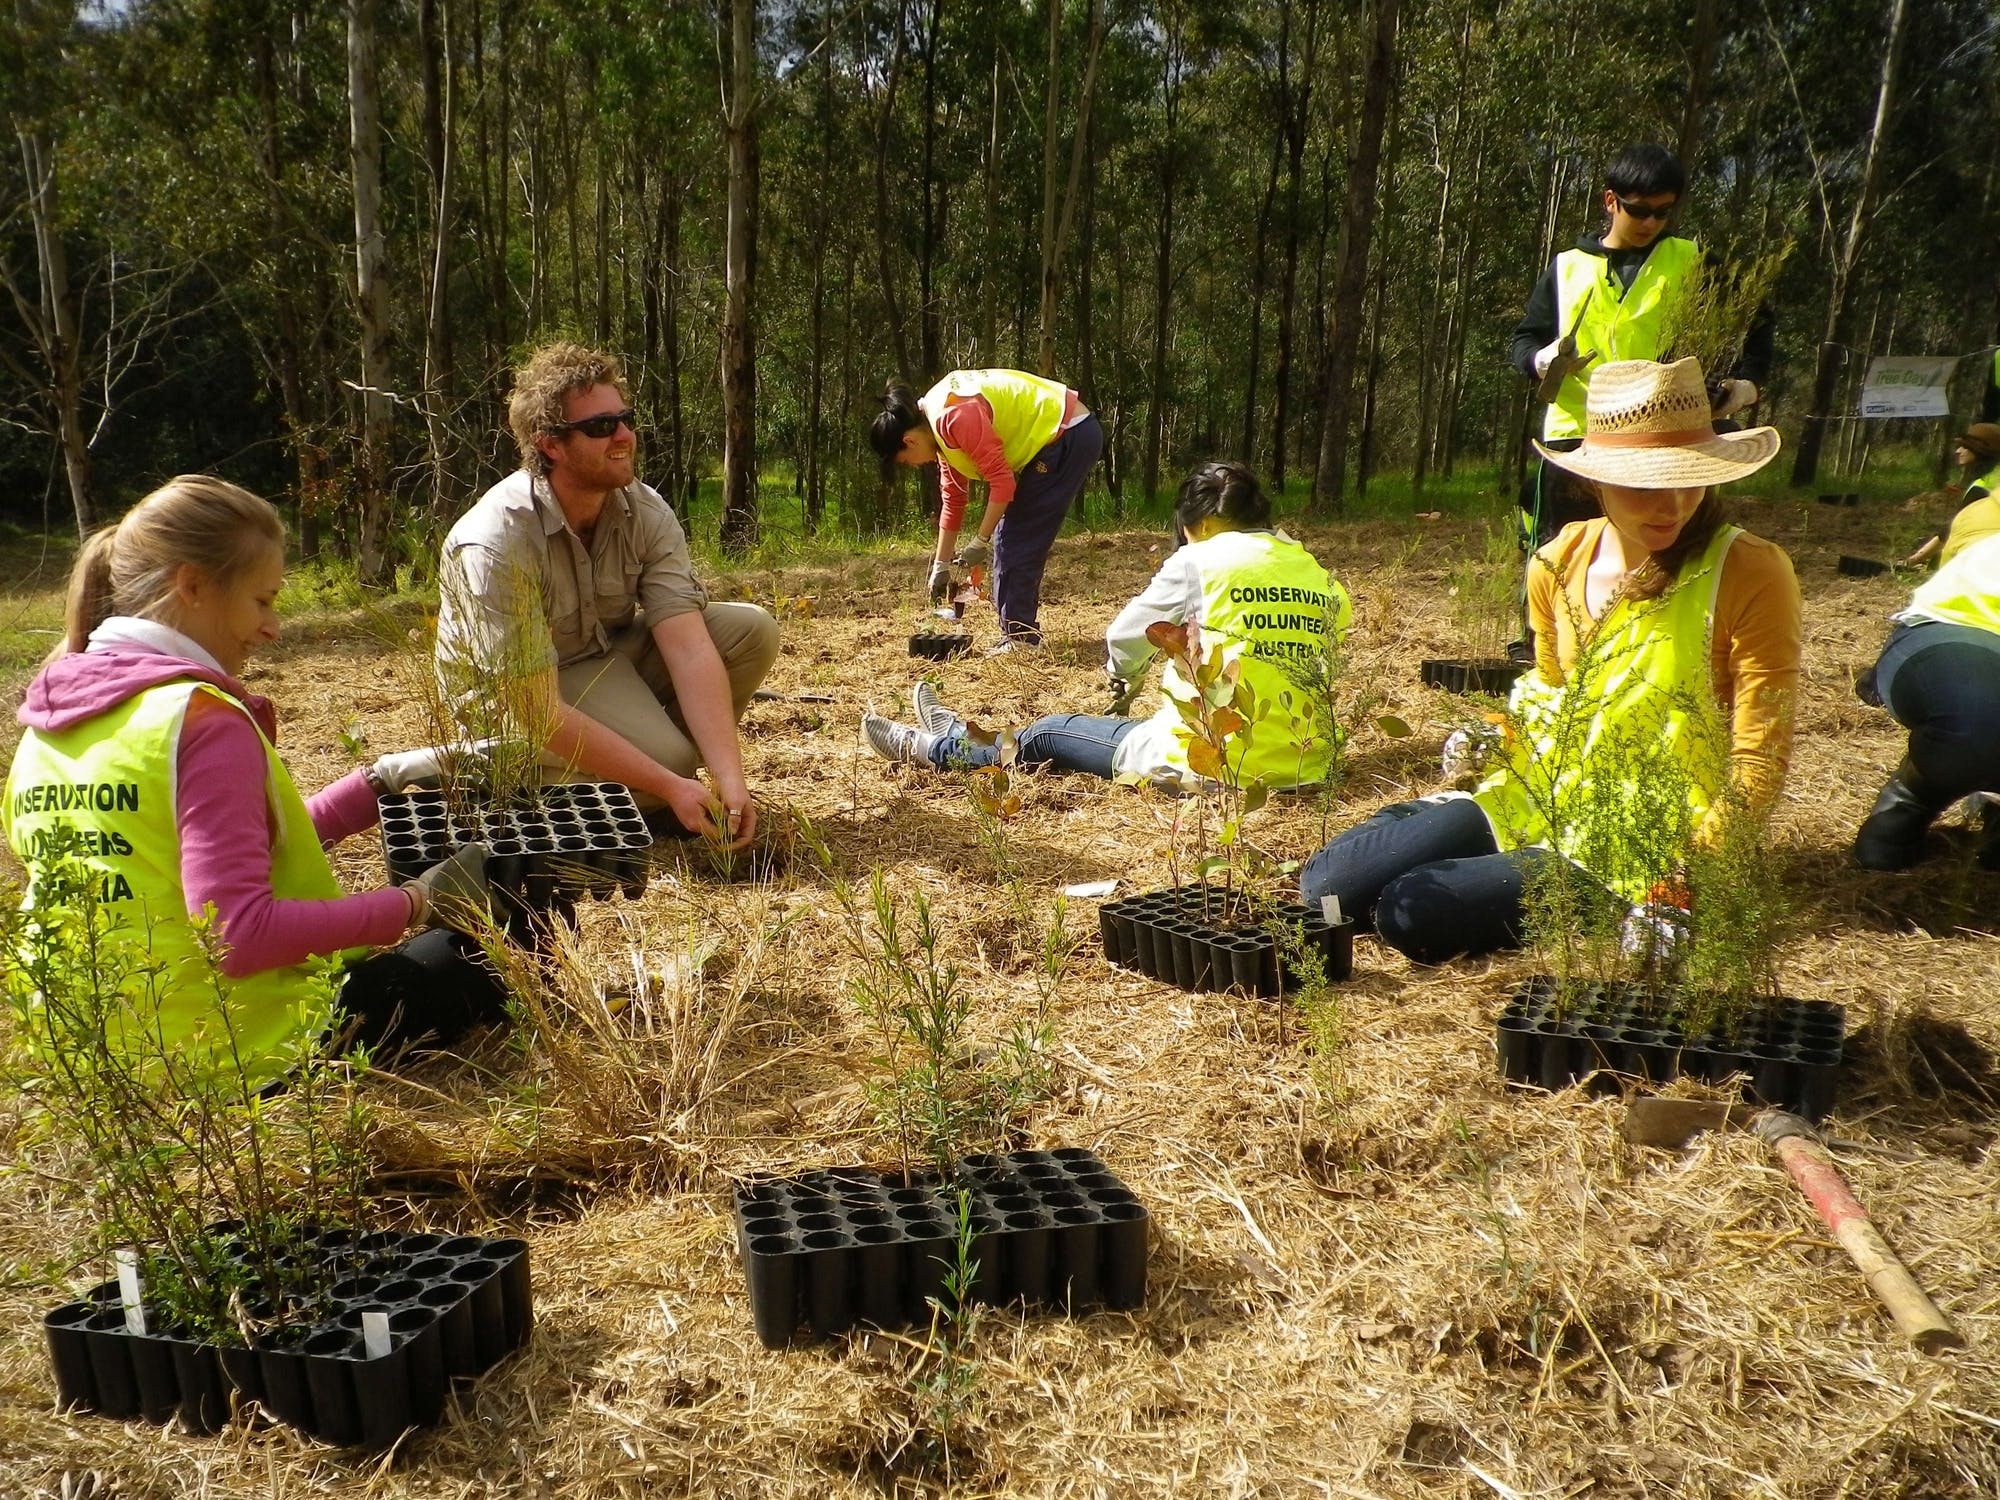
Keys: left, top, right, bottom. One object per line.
{"left": 2, "top": 496, "right": 1997, "bottom": 1499}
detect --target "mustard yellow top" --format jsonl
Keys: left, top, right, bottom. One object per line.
{"left": 1940, "top": 494, "right": 2000, "bottom": 566}
{"left": 1527, "top": 518, "right": 1802, "bottom": 816}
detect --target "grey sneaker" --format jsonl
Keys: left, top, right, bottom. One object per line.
{"left": 862, "top": 712, "right": 938, "bottom": 765}
{"left": 911, "top": 680, "right": 962, "bottom": 736}
{"left": 984, "top": 637, "right": 1041, "bottom": 658}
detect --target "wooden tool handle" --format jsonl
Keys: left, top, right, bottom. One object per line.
{"left": 1769, "top": 1132, "right": 1963, "bottom": 1354}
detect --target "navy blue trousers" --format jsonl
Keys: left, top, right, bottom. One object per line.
{"left": 992, "top": 414, "right": 1104, "bottom": 643}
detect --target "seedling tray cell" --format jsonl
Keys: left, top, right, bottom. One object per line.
{"left": 733, "top": 1149, "right": 1149, "bottom": 1348}
{"left": 1420, "top": 658, "right": 1526, "bottom": 695}
{"left": 1098, "top": 887, "right": 1354, "bottom": 995}
{"left": 41, "top": 1229, "right": 533, "bottom": 1447}
{"left": 1495, "top": 977, "right": 1843, "bottom": 1121}
{"left": 908, "top": 631, "right": 973, "bottom": 660}
{"left": 379, "top": 782, "right": 652, "bottom": 937}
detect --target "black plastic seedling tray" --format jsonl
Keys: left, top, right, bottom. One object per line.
{"left": 1495, "top": 977, "right": 1844, "bottom": 1121}
{"left": 42, "top": 1228, "right": 532, "bottom": 1447}
{"left": 380, "top": 782, "right": 653, "bottom": 937}
{"left": 1420, "top": 658, "right": 1525, "bottom": 695}
{"left": 1097, "top": 888, "right": 1354, "bottom": 995}
{"left": 1837, "top": 555, "right": 1891, "bottom": 578}
{"left": 734, "top": 1149, "right": 1148, "bottom": 1348}
{"left": 908, "top": 631, "right": 973, "bottom": 660}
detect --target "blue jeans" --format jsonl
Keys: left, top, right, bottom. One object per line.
{"left": 1874, "top": 621, "right": 2000, "bottom": 798}
{"left": 1297, "top": 794, "right": 1596, "bottom": 964}
{"left": 992, "top": 414, "right": 1104, "bottom": 643}
{"left": 925, "top": 712, "right": 1137, "bottom": 778}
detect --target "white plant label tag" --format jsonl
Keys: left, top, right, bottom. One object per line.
{"left": 115, "top": 1248, "right": 146, "bottom": 1335}
{"left": 1320, "top": 894, "right": 1343, "bottom": 925}
{"left": 361, "top": 1309, "right": 392, "bottom": 1360}
{"left": 1062, "top": 880, "right": 1118, "bottom": 899}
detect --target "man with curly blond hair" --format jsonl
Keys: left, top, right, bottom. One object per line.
{"left": 436, "top": 341, "right": 778, "bottom": 846}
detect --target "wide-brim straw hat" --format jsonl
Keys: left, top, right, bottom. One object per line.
{"left": 1958, "top": 422, "right": 2000, "bottom": 461}
{"left": 1536, "top": 357, "right": 1781, "bottom": 487}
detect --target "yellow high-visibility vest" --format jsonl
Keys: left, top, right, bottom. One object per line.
{"left": 1473, "top": 525, "right": 1739, "bottom": 900}
{"left": 5, "top": 680, "right": 357, "bottom": 1087}
{"left": 1545, "top": 238, "right": 1703, "bottom": 440}
{"left": 919, "top": 369, "right": 1071, "bottom": 479}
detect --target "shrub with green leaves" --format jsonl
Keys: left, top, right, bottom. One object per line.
{"left": 1499, "top": 564, "right": 1796, "bottom": 1034}
{"left": 2, "top": 831, "right": 373, "bottom": 1344}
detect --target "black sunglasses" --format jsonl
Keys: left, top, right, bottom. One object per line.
{"left": 1614, "top": 197, "right": 1675, "bottom": 222}
{"left": 553, "top": 408, "right": 638, "bottom": 439}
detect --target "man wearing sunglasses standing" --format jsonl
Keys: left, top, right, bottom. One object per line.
{"left": 435, "top": 342, "right": 778, "bottom": 848}
{"left": 1507, "top": 144, "right": 1773, "bottom": 553}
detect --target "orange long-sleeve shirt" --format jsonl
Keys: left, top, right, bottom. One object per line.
{"left": 1527, "top": 518, "right": 1802, "bottom": 817}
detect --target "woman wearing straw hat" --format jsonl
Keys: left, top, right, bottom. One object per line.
{"left": 1852, "top": 521, "right": 2000, "bottom": 870}
{"left": 1300, "top": 357, "right": 1801, "bottom": 964}
{"left": 1903, "top": 423, "right": 2000, "bottom": 568}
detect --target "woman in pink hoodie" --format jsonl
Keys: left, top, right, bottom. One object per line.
{"left": 5, "top": 476, "right": 500, "bottom": 1082}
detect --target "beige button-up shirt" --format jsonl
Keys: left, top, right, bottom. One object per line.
{"left": 436, "top": 470, "right": 708, "bottom": 686}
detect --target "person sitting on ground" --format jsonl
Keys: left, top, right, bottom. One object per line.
{"left": 1299, "top": 358, "right": 1800, "bottom": 965}
{"left": 1902, "top": 423, "right": 2000, "bottom": 568}
{"left": 3, "top": 477, "right": 504, "bottom": 1085}
{"left": 1852, "top": 527, "right": 2000, "bottom": 870}
{"left": 435, "top": 342, "right": 778, "bottom": 847}
{"left": 869, "top": 369, "right": 1104, "bottom": 654}
{"left": 862, "top": 460, "right": 1349, "bottom": 787}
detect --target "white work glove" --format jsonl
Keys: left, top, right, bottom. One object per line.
{"left": 1710, "top": 379, "right": 1759, "bottom": 419}
{"left": 927, "top": 560, "right": 953, "bottom": 604}
{"left": 1440, "top": 729, "right": 1482, "bottom": 782}
{"left": 952, "top": 534, "right": 994, "bottom": 570}
{"left": 1105, "top": 670, "right": 1137, "bottom": 717}
{"left": 405, "top": 842, "right": 492, "bottom": 930}
{"left": 370, "top": 738, "right": 501, "bottom": 794}
{"left": 1533, "top": 340, "right": 1563, "bottom": 379}
{"left": 1619, "top": 900, "right": 1690, "bottom": 969}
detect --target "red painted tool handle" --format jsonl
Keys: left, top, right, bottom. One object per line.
{"left": 1770, "top": 1133, "right": 1962, "bottom": 1354}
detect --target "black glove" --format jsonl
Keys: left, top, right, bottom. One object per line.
{"left": 927, "top": 560, "right": 953, "bottom": 604}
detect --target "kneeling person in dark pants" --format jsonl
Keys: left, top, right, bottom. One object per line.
{"left": 1853, "top": 531, "right": 2000, "bottom": 869}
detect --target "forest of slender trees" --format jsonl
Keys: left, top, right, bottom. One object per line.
{"left": 2, "top": 0, "right": 1995, "bottom": 572}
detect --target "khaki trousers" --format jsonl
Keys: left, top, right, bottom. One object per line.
{"left": 552, "top": 602, "right": 779, "bottom": 796}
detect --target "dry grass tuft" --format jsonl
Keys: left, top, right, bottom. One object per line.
{"left": 2, "top": 498, "right": 1997, "bottom": 1497}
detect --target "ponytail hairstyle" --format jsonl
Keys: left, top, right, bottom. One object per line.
{"left": 1587, "top": 483, "right": 1728, "bottom": 602}
{"left": 1174, "top": 460, "right": 1273, "bottom": 537}
{"left": 62, "top": 476, "right": 286, "bottom": 656}
{"left": 868, "top": 380, "right": 927, "bottom": 478}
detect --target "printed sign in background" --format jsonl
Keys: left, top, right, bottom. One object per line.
{"left": 1857, "top": 356, "right": 1958, "bottom": 419}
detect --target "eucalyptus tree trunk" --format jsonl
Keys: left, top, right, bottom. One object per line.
{"left": 1791, "top": 0, "right": 1910, "bottom": 486}
{"left": 871, "top": 0, "right": 912, "bottom": 378}
{"left": 918, "top": 0, "right": 944, "bottom": 379}
{"left": 1035, "top": 0, "right": 1105, "bottom": 377}
{"left": 419, "top": 0, "right": 458, "bottom": 530}
{"left": 1311, "top": 0, "right": 1398, "bottom": 513}
{"left": 1270, "top": 0, "right": 1319, "bottom": 491}
{"left": 979, "top": 47, "right": 1001, "bottom": 361}
{"left": 347, "top": 0, "right": 394, "bottom": 583}
{"left": 718, "top": 0, "right": 761, "bottom": 553}
{"left": 11, "top": 130, "right": 93, "bottom": 535}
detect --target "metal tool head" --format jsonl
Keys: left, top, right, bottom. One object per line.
{"left": 1622, "top": 1097, "right": 1758, "bottom": 1150}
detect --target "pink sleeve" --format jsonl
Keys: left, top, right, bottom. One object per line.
{"left": 308, "top": 769, "right": 382, "bottom": 847}
{"left": 933, "top": 396, "right": 1016, "bottom": 514}
{"left": 938, "top": 461, "right": 971, "bottom": 532}
{"left": 177, "top": 697, "right": 411, "bottom": 979}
